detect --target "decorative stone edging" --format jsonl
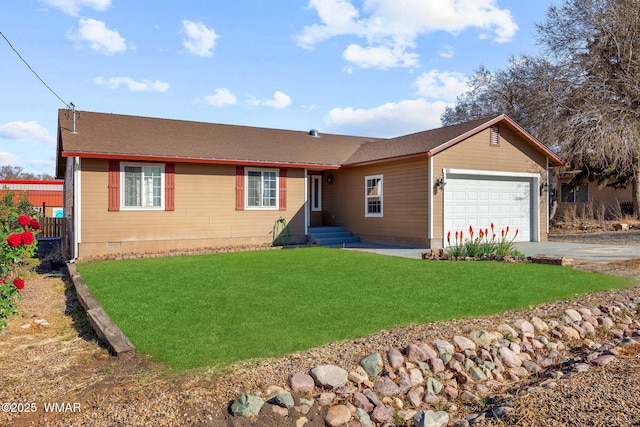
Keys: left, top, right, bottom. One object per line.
{"left": 66, "top": 263, "right": 135, "bottom": 355}
{"left": 230, "top": 296, "right": 640, "bottom": 427}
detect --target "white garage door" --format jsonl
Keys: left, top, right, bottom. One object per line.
{"left": 443, "top": 172, "right": 535, "bottom": 243}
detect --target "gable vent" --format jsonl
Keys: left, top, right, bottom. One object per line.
{"left": 309, "top": 129, "right": 319, "bottom": 137}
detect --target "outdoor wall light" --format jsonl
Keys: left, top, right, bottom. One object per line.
{"left": 327, "top": 174, "right": 334, "bottom": 184}
{"left": 434, "top": 177, "right": 446, "bottom": 190}
{"left": 540, "top": 182, "right": 550, "bottom": 195}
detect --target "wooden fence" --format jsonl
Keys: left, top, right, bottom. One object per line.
{"left": 39, "top": 217, "right": 66, "bottom": 238}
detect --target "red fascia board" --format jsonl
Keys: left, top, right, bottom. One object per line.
{"left": 61, "top": 152, "right": 341, "bottom": 170}
{"left": 0, "top": 180, "right": 63, "bottom": 185}
{"left": 341, "top": 152, "right": 430, "bottom": 168}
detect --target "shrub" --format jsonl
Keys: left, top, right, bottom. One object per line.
{"left": 0, "top": 192, "right": 39, "bottom": 331}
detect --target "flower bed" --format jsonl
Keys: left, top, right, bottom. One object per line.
{"left": 423, "top": 224, "right": 526, "bottom": 262}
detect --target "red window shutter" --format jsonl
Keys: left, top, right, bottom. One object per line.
{"left": 279, "top": 168, "right": 287, "bottom": 211}
{"left": 165, "top": 163, "right": 175, "bottom": 211}
{"left": 235, "top": 166, "right": 245, "bottom": 210}
{"left": 108, "top": 160, "right": 120, "bottom": 211}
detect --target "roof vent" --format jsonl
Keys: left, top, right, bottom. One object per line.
{"left": 309, "top": 129, "right": 319, "bottom": 137}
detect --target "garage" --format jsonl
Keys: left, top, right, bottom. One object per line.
{"left": 443, "top": 169, "right": 540, "bottom": 243}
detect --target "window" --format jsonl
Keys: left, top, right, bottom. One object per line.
{"left": 561, "top": 183, "right": 589, "bottom": 203}
{"left": 122, "top": 164, "right": 164, "bottom": 209}
{"left": 246, "top": 168, "right": 278, "bottom": 209}
{"left": 311, "top": 175, "right": 322, "bottom": 211}
{"left": 365, "top": 175, "right": 383, "bottom": 217}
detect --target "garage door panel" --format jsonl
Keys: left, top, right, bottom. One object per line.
{"left": 444, "top": 173, "right": 533, "bottom": 243}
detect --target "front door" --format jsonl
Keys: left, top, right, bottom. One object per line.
{"left": 309, "top": 174, "right": 323, "bottom": 227}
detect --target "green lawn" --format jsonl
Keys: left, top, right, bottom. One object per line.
{"left": 76, "top": 247, "right": 633, "bottom": 370}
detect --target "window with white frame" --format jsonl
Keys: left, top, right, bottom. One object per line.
{"left": 365, "top": 175, "right": 383, "bottom": 217}
{"left": 122, "top": 164, "right": 164, "bottom": 209}
{"left": 311, "top": 175, "right": 322, "bottom": 211}
{"left": 246, "top": 168, "right": 278, "bottom": 209}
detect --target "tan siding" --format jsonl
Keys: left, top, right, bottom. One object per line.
{"left": 432, "top": 127, "right": 548, "bottom": 242}
{"left": 323, "top": 157, "right": 430, "bottom": 246}
{"left": 78, "top": 160, "right": 306, "bottom": 259}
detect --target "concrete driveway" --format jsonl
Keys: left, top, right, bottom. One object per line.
{"left": 515, "top": 241, "right": 640, "bottom": 264}
{"left": 342, "top": 240, "right": 640, "bottom": 263}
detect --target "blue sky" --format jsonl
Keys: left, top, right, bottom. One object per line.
{"left": 1, "top": 0, "right": 555, "bottom": 177}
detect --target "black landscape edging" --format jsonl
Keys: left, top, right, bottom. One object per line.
{"left": 66, "top": 262, "right": 135, "bottom": 355}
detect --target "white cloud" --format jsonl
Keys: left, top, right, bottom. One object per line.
{"left": 39, "top": 0, "right": 110, "bottom": 16}
{"left": 438, "top": 45, "right": 455, "bottom": 59}
{"left": 69, "top": 18, "right": 128, "bottom": 54}
{"left": 204, "top": 88, "right": 238, "bottom": 107}
{"left": 181, "top": 20, "right": 219, "bottom": 57}
{"left": 263, "top": 91, "right": 292, "bottom": 109}
{"left": 325, "top": 99, "right": 448, "bottom": 137}
{"left": 94, "top": 76, "right": 170, "bottom": 92}
{"left": 297, "top": 0, "right": 518, "bottom": 69}
{"left": 414, "top": 70, "right": 469, "bottom": 101}
{"left": 249, "top": 91, "right": 292, "bottom": 109}
{"left": 0, "top": 152, "right": 20, "bottom": 167}
{"left": 0, "top": 121, "right": 56, "bottom": 144}
{"left": 343, "top": 43, "right": 419, "bottom": 69}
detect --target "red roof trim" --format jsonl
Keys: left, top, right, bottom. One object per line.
{"left": 341, "top": 152, "right": 429, "bottom": 168}
{"left": 61, "top": 152, "right": 341, "bottom": 170}
{"left": 0, "top": 180, "right": 63, "bottom": 185}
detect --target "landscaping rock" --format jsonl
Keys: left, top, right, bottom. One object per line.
{"left": 374, "top": 376, "right": 401, "bottom": 396}
{"left": 310, "top": 365, "right": 348, "bottom": 389}
{"left": 371, "top": 404, "right": 395, "bottom": 423}
{"left": 325, "top": 405, "right": 351, "bottom": 427}
{"left": 273, "top": 393, "right": 295, "bottom": 409}
{"left": 498, "top": 347, "right": 522, "bottom": 368}
{"left": 230, "top": 393, "right": 264, "bottom": 417}
{"left": 353, "top": 392, "right": 374, "bottom": 412}
{"left": 387, "top": 348, "right": 405, "bottom": 368}
{"left": 360, "top": 353, "right": 384, "bottom": 378}
{"left": 355, "top": 408, "right": 374, "bottom": 427}
{"left": 432, "top": 339, "right": 454, "bottom": 356}
{"left": 290, "top": 373, "right": 315, "bottom": 393}
{"left": 453, "top": 335, "right": 476, "bottom": 351}
{"left": 468, "top": 329, "right": 497, "bottom": 347}
{"left": 413, "top": 410, "right": 450, "bottom": 427}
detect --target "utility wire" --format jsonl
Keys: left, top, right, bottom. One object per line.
{"left": 1, "top": 30, "right": 70, "bottom": 108}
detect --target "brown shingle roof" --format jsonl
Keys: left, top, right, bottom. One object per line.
{"left": 56, "top": 110, "right": 564, "bottom": 177}
{"left": 57, "top": 109, "right": 380, "bottom": 170}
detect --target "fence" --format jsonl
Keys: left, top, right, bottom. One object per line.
{"left": 39, "top": 217, "right": 66, "bottom": 238}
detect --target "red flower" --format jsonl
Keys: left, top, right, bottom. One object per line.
{"left": 29, "top": 219, "right": 41, "bottom": 230}
{"left": 469, "top": 225, "right": 473, "bottom": 235}
{"left": 455, "top": 231, "right": 459, "bottom": 241}
{"left": 515, "top": 229, "right": 519, "bottom": 237}
{"left": 18, "top": 215, "right": 30, "bottom": 227}
{"left": 447, "top": 231, "right": 451, "bottom": 244}
{"left": 7, "top": 233, "right": 22, "bottom": 247}
{"left": 13, "top": 277, "right": 25, "bottom": 290}
{"left": 479, "top": 229, "right": 484, "bottom": 238}
{"left": 22, "top": 231, "right": 35, "bottom": 245}
{"left": 491, "top": 222, "right": 495, "bottom": 231}
{"left": 0, "top": 276, "right": 6, "bottom": 284}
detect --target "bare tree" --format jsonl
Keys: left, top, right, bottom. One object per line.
{"left": 0, "top": 165, "right": 54, "bottom": 181}
{"left": 443, "top": 0, "right": 640, "bottom": 217}
{"left": 539, "top": 0, "right": 640, "bottom": 215}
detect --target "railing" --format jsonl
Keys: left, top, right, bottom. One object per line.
{"left": 39, "top": 217, "right": 66, "bottom": 238}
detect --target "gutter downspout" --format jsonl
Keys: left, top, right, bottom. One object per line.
{"left": 546, "top": 157, "right": 550, "bottom": 235}
{"left": 304, "top": 169, "right": 308, "bottom": 238}
{"left": 428, "top": 156, "right": 434, "bottom": 243}
{"left": 71, "top": 156, "right": 81, "bottom": 262}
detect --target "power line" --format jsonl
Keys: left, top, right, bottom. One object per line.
{"left": 1, "top": 30, "right": 70, "bottom": 108}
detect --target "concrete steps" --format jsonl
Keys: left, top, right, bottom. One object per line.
{"left": 308, "top": 226, "right": 360, "bottom": 246}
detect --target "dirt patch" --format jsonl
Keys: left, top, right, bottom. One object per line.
{"left": 1, "top": 241, "right": 640, "bottom": 426}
